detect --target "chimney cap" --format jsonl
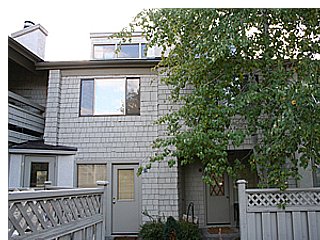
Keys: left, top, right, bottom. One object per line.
{"left": 24, "top": 21, "right": 35, "bottom": 29}
{"left": 11, "top": 23, "right": 48, "bottom": 38}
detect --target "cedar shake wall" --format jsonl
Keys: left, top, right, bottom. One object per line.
{"left": 44, "top": 68, "right": 180, "bottom": 222}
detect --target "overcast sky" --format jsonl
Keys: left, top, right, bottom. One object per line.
{"left": 6, "top": 0, "right": 148, "bottom": 60}
{"left": 6, "top": 0, "right": 223, "bottom": 61}
{"left": 6, "top": 0, "right": 317, "bottom": 61}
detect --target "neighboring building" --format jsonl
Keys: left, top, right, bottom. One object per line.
{"left": 8, "top": 24, "right": 320, "bottom": 238}
{"left": 8, "top": 24, "right": 47, "bottom": 146}
{"left": 8, "top": 23, "right": 77, "bottom": 190}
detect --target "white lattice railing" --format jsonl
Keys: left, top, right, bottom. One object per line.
{"left": 8, "top": 183, "right": 108, "bottom": 240}
{"left": 246, "top": 188, "right": 320, "bottom": 212}
{"left": 237, "top": 180, "right": 320, "bottom": 240}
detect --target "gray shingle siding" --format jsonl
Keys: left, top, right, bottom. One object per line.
{"left": 44, "top": 66, "right": 258, "bottom": 227}
{"left": 44, "top": 68, "right": 180, "bottom": 221}
{"left": 9, "top": 69, "right": 48, "bottom": 107}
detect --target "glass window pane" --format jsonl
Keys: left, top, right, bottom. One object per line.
{"left": 94, "top": 45, "right": 104, "bottom": 59}
{"left": 118, "top": 44, "right": 139, "bottom": 58}
{"left": 80, "top": 80, "right": 94, "bottom": 115}
{"left": 118, "top": 169, "right": 134, "bottom": 200}
{"left": 77, "top": 164, "right": 107, "bottom": 188}
{"left": 141, "top": 43, "right": 147, "bottom": 58}
{"left": 30, "top": 162, "right": 49, "bottom": 187}
{"left": 94, "top": 45, "right": 115, "bottom": 59}
{"left": 126, "top": 78, "right": 140, "bottom": 115}
{"left": 95, "top": 79, "right": 125, "bottom": 115}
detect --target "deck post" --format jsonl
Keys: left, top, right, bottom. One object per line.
{"left": 97, "top": 180, "right": 109, "bottom": 240}
{"left": 237, "top": 179, "right": 248, "bottom": 240}
{"left": 44, "top": 181, "right": 52, "bottom": 190}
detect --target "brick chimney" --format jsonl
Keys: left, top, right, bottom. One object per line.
{"left": 11, "top": 21, "right": 48, "bottom": 59}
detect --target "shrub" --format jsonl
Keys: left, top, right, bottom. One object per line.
{"left": 163, "top": 216, "right": 179, "bottom": 240}
{"left": 138, "top": 222, "right": 164, "bottom": 240}
{"left": 177, "top": 221, "right": 202, "bottom": 240}
{"left": 139, "top": 217, "right": 202, "bottom": 240}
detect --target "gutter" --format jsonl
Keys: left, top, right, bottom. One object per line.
{"left": 35, "top": 58, "right": 161, "bottom": 70}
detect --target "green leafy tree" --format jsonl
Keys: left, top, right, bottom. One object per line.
{"left": 119, "top": 9, "right": 320, "bottom": 189}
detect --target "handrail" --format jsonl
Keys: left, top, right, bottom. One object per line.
{"left": 8, "top": 90, "right": 45, "bottom": 112}
{"left": 8, "top": 188, "right": 103, "bottom": 201}
{"left": 8, "top": 185, "right": 108, "bottom": 239}
{"left": 245, "top": 187, "right": 320, "bottom": 193}
{"left": 9, "top": 103, "right": 45, "bottom": 119}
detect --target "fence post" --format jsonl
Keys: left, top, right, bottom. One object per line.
{"left": 44, "top": 181, "right": 52, "bottom": 190}
{"left": 97, "top": 181, "right": 109, "bottom": 240}
{"left": 237, "top": 179, "right": 248, "bottom": 240}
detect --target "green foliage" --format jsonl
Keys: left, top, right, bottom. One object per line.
{"left": 139, "top": 217, "right": 202, "bottom": 240}
{"left": 139, "top": 222, "right": 164, "bottom": 240}
{"left": 177, "top": 221, "right": 202, "bottom": 240}
{"left": 119, "top": 9, "right": 320, "bottom": 189}
{"left": 163, "top": 216, "right": 179, "bottom": 239}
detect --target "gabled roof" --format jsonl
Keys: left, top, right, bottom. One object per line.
{"left": 8, "top": 36, "right": 44, "bottom": 73}
{"left": 8, "top": 36, "right": 43, "bottom": 63}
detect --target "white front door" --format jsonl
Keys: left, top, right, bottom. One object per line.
{"left": 206, "top": 174, "right": 231, "bottom": 224}
{"left": 112, "top": 164, "right": 140, "bottom": 234}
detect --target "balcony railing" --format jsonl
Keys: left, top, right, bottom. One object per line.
{"left": 8, "top": 182, "right": 108, "bottom": 240}
{"left": 8, "top": 91, "right": 45, "bottom": 144}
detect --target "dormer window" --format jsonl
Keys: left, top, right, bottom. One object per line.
{"left": 93, "top": 43, "right": 147, "bottom": 59}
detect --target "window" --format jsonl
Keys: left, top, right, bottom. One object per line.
{"left": 23, "top": 156, "right": 56, "bottom": 188}
{"left": 80, "top": 78, "right": 140, "bottom": 116}
{"left": 77, "top": 164, "right": 107, "bottom": 188}
{"left": 117, "top": 169, "right": 134, "bottom": 200}
{"left": 30, "top": 162, "right": 49, "bottom": 187}
{"left": 93, "top": 43, "right": 147, "bottom": 59}
{"left": 94, "top": 45, "right": 115, "bottom": 59}
{"left": 118, "top": 44, "right": 139, "bottom": 58}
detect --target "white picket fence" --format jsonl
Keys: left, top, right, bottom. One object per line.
{"left": 237, "top": 180, "right": 320, "bottom": 240}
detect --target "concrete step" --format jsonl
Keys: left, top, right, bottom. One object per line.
{"left": 202, "top": 227, "right": 240, "bottom": 240}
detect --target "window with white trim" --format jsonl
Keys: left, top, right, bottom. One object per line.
{"left": 80, "top": 78, "right": 140, "bottom": 116}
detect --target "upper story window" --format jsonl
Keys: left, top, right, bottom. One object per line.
{"left": 93, "top": 43, "right": 147, "bottom": 59}
{"left": 80, "top": 78, "right": 140, "bottom": 116}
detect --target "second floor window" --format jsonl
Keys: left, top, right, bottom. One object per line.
{"left": 93, "top": 43, "right": 147, "bottom": 59}
{"left": 80, "top": 78, "right": 140, "bottom": 116}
